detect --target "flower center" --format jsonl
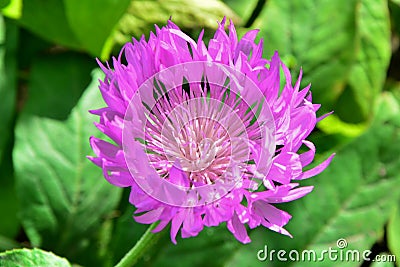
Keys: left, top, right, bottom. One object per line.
{"left": 175, "top": 134, "right": 218, "bottom": 173}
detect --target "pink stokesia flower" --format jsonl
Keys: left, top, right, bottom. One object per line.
{"left": 89, "top": 18, "right": 335, "bottom": 244}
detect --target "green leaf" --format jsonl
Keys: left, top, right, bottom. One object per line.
{"left": 316, "top": 114, "right": 367, "bottom": 138}
{"left": 256, "top": 0, "right": 390, "bottom": 122}
{"left": 256, "top": 0, "right": 357, "bottom": 103}
{"left": 0, "top": 17, "right": 19, "bottom": 239}
{"left": 113, "top": 0, "right": 239, "bottom": 47}
{"left": 0, "top": 15, "right": 17, "bottom": 163}
{"left": 0, "top": 0, "right": 10, "bottom": 9}
{"left": 223, "top": 93, "right": 400, "bottom": 267}
{"left": 17, "top": 0, "right": 81, "bottom": 49}
{"left": 23, "top": 52, "right": 96, "bottom": 120}
{"left": 222, "top": 0, "right": 259, "bottom": 23}
{"left": 389, "top": 1, "right": 400, "bottom": 48}
{"left": 391, "top": 0, "right": 400, "bottom": 5}
{"left": 0, "top": 248, "right": 71, "bottom": 267}
{"left": 15, "top": 0, "right": 130, "bottom": 57}
{"left": 0, "top": 149, "right": 19, "bottom": 239}
{"left": 388, "top": 204, "right": 400, "bottom": 266}
{"left": 1, "top": 0, "right": 22, "bottom": 19}
{"left": 62, "top": 0, "right": 131, "bottom": 58}
{"left": 335, "top": 0, "right": 391, "bottom": 123}
{"left": 13, "top": 69, "right": 122, "bottom": 266}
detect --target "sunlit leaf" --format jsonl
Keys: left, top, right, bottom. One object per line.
{"left": 0, "top": 248, "right": 71, "bottom": 267}
{"left": 113, "top": 0, "right": 239, "bottom": 47}
{"left": 62, "top": 0, "right": 130, "bottom": 58}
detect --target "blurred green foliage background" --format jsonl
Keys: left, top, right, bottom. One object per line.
{"left": 0, "top": 0, "right": 400, "bottom": 266}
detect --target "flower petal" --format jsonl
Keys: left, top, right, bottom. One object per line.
{"left": 297, "top": 153, "right": 336, "bottom": 180}
{"left": 227, "top": 212, "right": 251, "bottom": 244}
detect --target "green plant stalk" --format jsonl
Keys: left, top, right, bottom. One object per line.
{"left": 114, "top": 222, "right": 159, "bottom": 267}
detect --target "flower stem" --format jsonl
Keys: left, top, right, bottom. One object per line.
{"left": 114, "top": 222, "right": 159, "bottom": 267}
